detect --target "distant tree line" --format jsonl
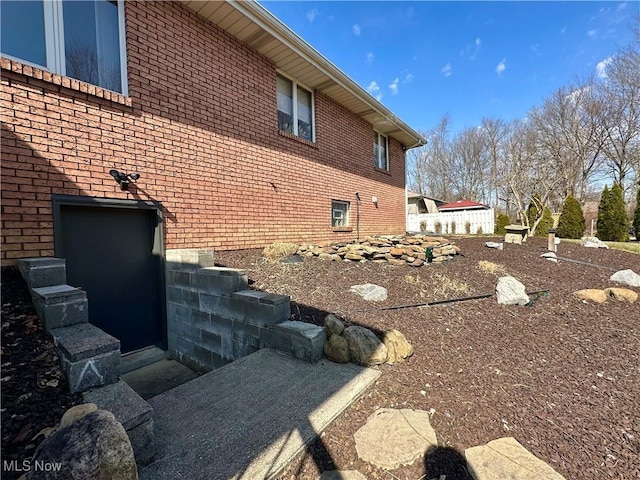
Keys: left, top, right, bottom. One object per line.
{"left": 407, "top": 22, "right": 640, "bottom": 237}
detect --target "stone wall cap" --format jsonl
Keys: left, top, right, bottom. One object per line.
{"left": 51, "top": 323, "right": 120, "bottom": 361}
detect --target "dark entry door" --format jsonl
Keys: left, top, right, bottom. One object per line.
{"left": 57, "top": 204, "right": 163, "bottom": 353}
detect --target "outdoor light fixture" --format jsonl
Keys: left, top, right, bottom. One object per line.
{"left": 109, "top": 169, "right": 140, "bottom": 191}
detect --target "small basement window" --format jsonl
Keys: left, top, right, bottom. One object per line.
{"left": 332, "top": 200, "right": 350, "bottom": 227}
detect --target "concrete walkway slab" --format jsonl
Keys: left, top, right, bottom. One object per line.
{"left": 139, "top": 349, "right": 380, "bottom": 480}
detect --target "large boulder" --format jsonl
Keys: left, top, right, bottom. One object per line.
{"left": 324, "top": 314, "right": 345, "bottom": 336}
{"left": 59, "top": 403, "right": 98, "bottom": 430}
{"left": 496, "top": 276, "right": 530, "bottom": 306}
{"left": 324, "top": 334, "right": 350, "bottom": 364}
{"left": 581, "top": 237, "right": 608, "bottom": 249}
{"left": 343, "top": 326, "right": 388, "bottom": 366}
{"left": 349, "top": 284, "right": 388, "bottom": 302}
{"left": 28, "top": 410, "right": 137, "bottom": 480}
{"left": 610, "top": 269, "right": 640, "bottom": 287}
{"left": 382, "top": 329, "right": 413, "bottom": 364}
{"left": 574, "top": 289, "right": 608, "bottom": 303}
{"left": 605, "top": 287, "right": 638, "bottom": 303}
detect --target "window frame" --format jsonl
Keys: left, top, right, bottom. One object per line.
{"left": 1, "top": 0, "right": 128, "bottom": 95}
{"left": 276, "top": 71, "right": 315, "bottom": 142}
{"left": 373, "top": 131, "right": 389, "bottom": 171}
{"left": 331, "top": 200, "right": 350, "bottom": 228}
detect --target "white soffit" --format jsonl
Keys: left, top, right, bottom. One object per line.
{"left": 179, "top": 0, "right": 426, "bottom": 148}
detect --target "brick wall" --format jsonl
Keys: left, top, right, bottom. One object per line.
{"left": 1, "top": 1, "right": 407, "bottom": 266}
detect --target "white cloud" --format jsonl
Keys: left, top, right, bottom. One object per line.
{"left": 367, "top": 81, "right": 382, "bottom": 101}
{"left": 560, "top": 26, "right": 566, "bottom": 35}
{"left": 403, "top": 73, "right": 413, "bottom": 83}
{"left": 587, "top": 29, "right": 598, "bottom": 38}
{"left": 596, "top": 56, "right": 613, "bottom": 78}
{"left": 475, "top": 37, "right": 481, "bottom": 47}
{"left": 306, "top": 9, "right": 318, "bottom": 23}
{"left": 496, "top": 58, "right": 506, "bottom": 76}
{"left": 617, "top": 2, "right": 628, "bottom": 11}
{"left": 366, "top": 52, "right": 375, "bottom": 64}
{"left": 389, "top": 78, "right": 399, "bottom": 95}
{"left": 441, "top": 63, "right": 452, "bottom": 77}
{"left": 352, "top": 24, "right": 361, "bottom": 36}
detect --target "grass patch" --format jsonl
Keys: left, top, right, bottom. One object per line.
{"left": 478, "top": 260, "right": 507, "bottom": 276}
{"left": 262, "top": 242, "right": 298, "bottom": 260}
{"left": 561, "top": 238, "right": 640, "bottom": 254}
{"left": 405, "top": 273, "right": 471, "bottom": 298}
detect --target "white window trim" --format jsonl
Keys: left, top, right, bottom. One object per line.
{"left": 331, "top": 200, "right": 350, "bottom": 227}
{"left": 277, "top": 70, "right": 315, "bottom": 142}
{"left": 2, "top": 0, "right": 128, "bottom": 95}
{"left": 374, "top": 131, "right": 389, "bottom": 171}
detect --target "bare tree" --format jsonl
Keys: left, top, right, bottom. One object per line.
{"left": 448, "top": 126, "right": 490, "bottom": 202}
{"left": 406, "top": 115, "right": 453, "bottom": 200}
{"left": 594, "top": 31, "right": 640, "bottom": 198}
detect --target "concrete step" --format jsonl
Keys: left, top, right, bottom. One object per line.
{"left": 84, "top": 380, "right": 155, "bottom": 468}
{"left": 18, "top": 257, "right": 66, "bottom": 289}
{"left": 31, "top": 284, "right": 88, "bottom": 330}
{"left": 139, "top": 349, "right": 380, "bottom": 480}
{"left": 121, "top": 347, "right": 167, "bottom": 375}
{"left": 51, "top": 323, "right": 121, "bottom": 393}
{"left": 229, "top": 289, "right": 291, "bottom": 326}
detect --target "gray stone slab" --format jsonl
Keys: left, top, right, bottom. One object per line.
{"left": 83, "top": 380, "right": 153, "bottom": 430}
{"left": 128, "top": 419, "right": 155, "bottom": 468}
{"left": 139, "top": 349, "right": 380, "bottom": 480}
{"left": 272, "top": 321, "right": 327, "bottom": 363}
{"left": 51, "top": 323, "right": 120, "bottom": 362}
{"left": 62, "top": 349, "right": 121, "bottom": 393}
{"left": 18, "top": 257, "right": 66, "bottom": 286}
{"left": 34, "top": 297, "right": 88, "bottom": 330}
{"left": 31, "top": 284, "right": 86, "bottom": 304}
{"left": 20, "top": 262, "right": 66, "bottom": 289}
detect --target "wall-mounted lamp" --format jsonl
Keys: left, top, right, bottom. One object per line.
{"left": 109, "top": 169, "right": 140, "bottom": 191}
{"left": 371, "top": 196, "right": 378, "bottom": 205}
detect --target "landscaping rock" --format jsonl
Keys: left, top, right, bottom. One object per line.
{"left": 59, "top": 403, "right": 98, "bottom": 430}
{"left": 324, "top": 314, "right": 345, "bottom": 336}
{"left": 484, "top": 242, "right": 504, "bottom": 250}
{"left": 541, "top": 252, "right": 558, "bottom": 263}
{"left": 496, "top": 276, "right": 530, "bottom": 306}
{"left": 574, "top": 289, "right": 608, "bottom": 304}
{"left": 610, "top": 269, "right": 640, "bottom": 287}
{"left": 343, "top": 326, "right": 387, "bottom": 366}
{"left": 465, "top": 437, "right": 566, "bottom": 480}
{"left": 354, "top": 408, "right": 437, "bottom": 470}
{"left": 382, "top": 329, "right": 413, "bottom": 364}
{"left": 581, "top": 237, "right": 608, "bottom": 249}
{"left": 349, "top": 283, "right": 388, "bottom": 302}
{"left": 324, "top": 334, "right": 350, "bottom": 364}
{"left": 605, "top": 287, "right": 638, "bottom": 303}
{"left": 28, "top": 409, "right": 137, "bottom": 480}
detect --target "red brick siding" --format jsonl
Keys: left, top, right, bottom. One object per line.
{"left": 1, "top": 1, "right": 407, "bottom": 265}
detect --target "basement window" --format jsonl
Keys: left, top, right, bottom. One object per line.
{"left": 277, "top": 74, "right": 314, "bottom": 141}
{"left": 332, "top": 200, "right": 350, "bottom": 227}
{"left": 1, "top": 0, "right": 128, "bottom": 94}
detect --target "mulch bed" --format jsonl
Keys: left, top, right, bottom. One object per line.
{"left": 215, "top": 236, "right": 640, "bottom": 480}
{"left": 1, "top": 237, "right": 638, "bottom": 479}
{"left": 1, "top": 267, "right": 82, "bottom": 480}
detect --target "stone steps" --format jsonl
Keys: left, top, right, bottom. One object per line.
{"left": 17, "top": 257, "right": 155, "bottom": 467}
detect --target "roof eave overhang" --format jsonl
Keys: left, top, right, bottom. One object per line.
{"left": 179, "top": 0, "right": 427, "bottom": 149}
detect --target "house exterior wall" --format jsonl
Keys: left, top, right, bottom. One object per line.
{"left": 0, "top": 0, "right": 407, "bottom": 266}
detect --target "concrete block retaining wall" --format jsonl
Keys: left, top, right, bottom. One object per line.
{"left": 166, "top": 249, "right": 325, "bottom": 372}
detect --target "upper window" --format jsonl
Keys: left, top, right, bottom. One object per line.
{"left": 373, "top": 132, "right": 389, "bottom": 171}
{"left": 1, "top": 0, "right": 127, "bottom": 94}
{"left": 277, "top": 74, "right": 314, "bottom": 141}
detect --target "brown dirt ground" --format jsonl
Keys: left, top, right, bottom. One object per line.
{"left": 1, "top": 236, "right": 638, "bottom": 479}
{"left": 215, "top": 236, "right": 640, "bottom": 480}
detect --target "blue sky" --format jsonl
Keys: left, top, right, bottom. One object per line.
{"left": 262, "top": 1, "right": 638, "bottom": 134}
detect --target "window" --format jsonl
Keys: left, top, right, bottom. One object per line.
{"left": 1, "top": 0, "right": 127, "bottom": 94}
{"left": 332, "top": 200, "right": 350, "bottom": 227}
{"left": 373, "top": 132, "right": 389, "bottom": 171}
{"left": 277, "top": 74, "right": 314, "bottom": 141}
